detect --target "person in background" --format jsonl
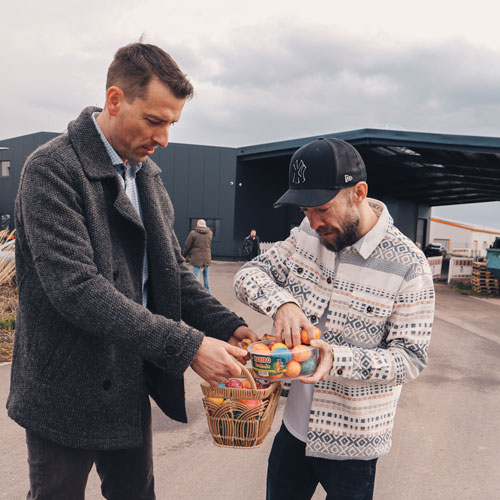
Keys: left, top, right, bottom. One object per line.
{"left": 243, "top": 228, "right": 260, "bottom": 261}
{"left": 234, "top": 137, "right": 434, "bottom": 500}
{"left": 183, "top": 219, "right": 213, "bottom": 293}
{"left": 8, "top": 42, "right": 257, "bottom": 500}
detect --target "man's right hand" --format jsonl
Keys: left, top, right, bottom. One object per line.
{"left": 191, "top": 337, "right": 247, "bottom": 387}
{"left": 274, "top": 302, "right": 315, "bottom": 347}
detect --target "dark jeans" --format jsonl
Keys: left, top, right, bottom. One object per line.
{"left": 267, "top": 423, "right": 377, "bottom": 500}
{"left": 25, "top": 398, "right": 155, "bottom": 500}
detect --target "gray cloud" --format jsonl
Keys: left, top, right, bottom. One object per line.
{"left": 3, "top": 19, "right": 500, "bottom": 145}
{"left": 2, "top": 14, "right": 500, "bottom": 226}
{"left": 164, "top": 25, "right": 500, "bottom": 147}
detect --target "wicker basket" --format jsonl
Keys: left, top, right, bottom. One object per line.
{"left": 200, "top": 361, "right": 282, "bottom": 449}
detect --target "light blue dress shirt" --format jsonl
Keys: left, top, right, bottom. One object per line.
{"left": 92, "top": 112, "right": 149, "bottom": 308}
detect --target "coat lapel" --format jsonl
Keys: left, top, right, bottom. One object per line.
{"left": 68, "top": 106, "right": 145, "bottom": 232}
{"left": 113, "top": 184, "right": 145, "bottom": 230}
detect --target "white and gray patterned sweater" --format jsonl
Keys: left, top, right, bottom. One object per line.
{"left": 234, "top": 199, "right": 435, "bottom": 460}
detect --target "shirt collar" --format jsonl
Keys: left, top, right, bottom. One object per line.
{"left": 91, "top": 112, "right": 143, "bottom": 173}
{"left": 352, "top": 198, "right": 392, "bottom": 259}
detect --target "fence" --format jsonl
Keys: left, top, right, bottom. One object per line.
{"left": 447, "top": 257, "right": 474, "bottom": 283}
{"left": 427, "top": 256, "right": 443, "bottom": 279}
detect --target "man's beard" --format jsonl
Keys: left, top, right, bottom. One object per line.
{"left": 317, "top": 217, "right": 360, "bottom": 252}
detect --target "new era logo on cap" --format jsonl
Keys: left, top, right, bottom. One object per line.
{"left": 273, "top": 137, "right": 367, "bottom": 208}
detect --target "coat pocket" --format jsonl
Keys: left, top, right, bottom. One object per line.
{"left": 342, "top": 299, "right": 392, "bottom": 348}
{"left": 39, "top": 329, "right": 77, "bottom": 381}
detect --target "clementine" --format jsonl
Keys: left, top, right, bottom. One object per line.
{"left": 251, "top": 342, "right": 271, "bottom": 352}
{"left": 300, "top": 327, "right": 321, "bottom": 345}
{"left": 285, "top": 360, "right": 302, "bottom": 378}
{"left": 292, "top": 344, "right": 312, "bottom": 362}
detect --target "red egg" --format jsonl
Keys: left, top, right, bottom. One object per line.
{"left": 225, "top": 378, "right": 243, "bottom": 389}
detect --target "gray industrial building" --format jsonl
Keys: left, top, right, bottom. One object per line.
{"left": 2, "top": 129, "right": 500, "bottom": 258}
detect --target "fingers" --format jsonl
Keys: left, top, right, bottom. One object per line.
{"left": 227, "top": 360, "right": 243, "bottom": 378}
{"left": 232, "top": 326, "right": 259, "bottom": 343}
{"left": 191, "top": 337, "right": 246, "bottom": 386}
{"left": 300, "top": 339, "right": 333, "bottom": 384}
{"left": 274, "top": 303, "right": 315, "bottom": 347}
{"left": 225, "top": 342, "right": 247, "bottom": 359}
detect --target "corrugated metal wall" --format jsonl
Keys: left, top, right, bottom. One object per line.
{"left": 152, "top": 143, "right": 239, "bottom": 257}
{"left": 0, "top": 133, "right": 59, "bottom": 230}
{"left": 0, "top": 133, "right": 240, "bottom": 257}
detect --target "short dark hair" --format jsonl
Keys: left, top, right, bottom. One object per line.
{"left": 106, "top": 43, "right": 194, "bottom": 102}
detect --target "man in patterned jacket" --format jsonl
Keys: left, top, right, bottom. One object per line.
{"left": 234, "top": 137, "right": 435, "bottom": 500}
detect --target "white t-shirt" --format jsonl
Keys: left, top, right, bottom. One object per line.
{"left": 283, "top": 308, "right": 329, "bottom": 442}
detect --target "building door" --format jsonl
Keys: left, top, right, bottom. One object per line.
{"left": 416, "top": 217, "right": 427, "bottom": 248}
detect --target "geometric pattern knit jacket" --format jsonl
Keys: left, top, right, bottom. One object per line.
{"left": 234, "top": 199, "right": 435, "bottom": 460}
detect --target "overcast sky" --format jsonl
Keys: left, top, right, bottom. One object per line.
{"left": 2, "top": 0, "right": 500, "bottom": 226}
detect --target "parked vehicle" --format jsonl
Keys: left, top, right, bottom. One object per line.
{"left": 423, "top": 243, "right": 447, "bottom": 258}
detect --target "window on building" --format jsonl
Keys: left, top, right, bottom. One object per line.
{"left": 434, "top": 238, "right": 450, "bottom": 250}
{"left": 189, "top": 218, "right": 221, "bottom": 241}
{"left": 1, "top": 161, "right": 10, "bottom": 177}
{"left": 0, "top": 214, "right": 10, "bottom": 230}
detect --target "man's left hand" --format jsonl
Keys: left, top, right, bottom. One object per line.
{"left": 299, "top": 339, "right": 333, "bottom": 384}
{"left": 227, "top": 326, "right": 259, "bottom": 363}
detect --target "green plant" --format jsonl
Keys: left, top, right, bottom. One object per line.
{"left": 0, "top": 314, "right": 15, "bottom": 331}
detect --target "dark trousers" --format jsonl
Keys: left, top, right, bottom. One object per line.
{"left": 25, "top": 398, "right": 155, "bottom": 500}
{"left": 267, "top": 423, "right": 377, "bottom": 500}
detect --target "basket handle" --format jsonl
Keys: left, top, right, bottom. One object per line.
{"left": 235, "top": 359, "right": 257, "bottom": 390}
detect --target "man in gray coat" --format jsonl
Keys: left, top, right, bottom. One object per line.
{"left": 7, "top": 43, "right": 256, "bottom": 499}
{"left": 183, "top": 219, "right": 213, "bottom": 293}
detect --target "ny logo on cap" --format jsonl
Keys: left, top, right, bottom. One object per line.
{"left": 292, "top": 160, "right": 307, "bottom": 184}
{"left": 345, "top": 174, "right": 353, "bottom": 183}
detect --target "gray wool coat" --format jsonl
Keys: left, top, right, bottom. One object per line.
{"left": 7, "top": 106, "right": 246, "bottom": 450}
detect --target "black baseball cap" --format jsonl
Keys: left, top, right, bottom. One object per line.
{"left": 273, "top": 137, "right": 367, "bottom": 208}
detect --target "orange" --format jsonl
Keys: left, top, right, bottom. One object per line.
{"left": 292, "top": 344, "right": 312, "bottom": 362}
{"left": 271, "top": 342, "right": 288, "bottom": 351}
{"left": 300, "top": 327, "right": 321, "bottom": 345}
{"left": 241, "top": 380, "right": 252, "bottom": 389}
{"left": 251, "top": 342, "right": 271, "bottom": 352}
{"left": 285, "top": 360, "right": 301, "bottom": 378}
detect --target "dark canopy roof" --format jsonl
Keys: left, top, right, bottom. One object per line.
{"left": 237, "top": 129, "right": 500, "bottom": 206}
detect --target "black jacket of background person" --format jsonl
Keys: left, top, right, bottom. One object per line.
{"left": 243, "top": 234, "right": 260, "bottom": 259}
{"left": 7, "top": 106, "right": 246, "bottom": 450}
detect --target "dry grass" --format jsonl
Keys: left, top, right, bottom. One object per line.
{"left": 0, "top": 282, "right": 17, "bottom": 363}
{"left": 0, "top": 229, "right": 16, "bottom": 286}
{"left": 0, "top": 330, "right": 14, "bottom": 363}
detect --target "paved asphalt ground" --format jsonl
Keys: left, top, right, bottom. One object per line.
{"left": 1, "top": 261, "right": 500, "bottom": 499}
